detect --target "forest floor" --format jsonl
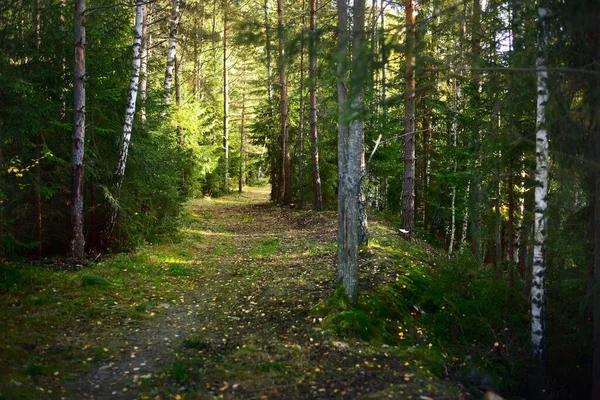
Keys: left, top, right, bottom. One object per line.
{"left": 0, "top": 186, "right": 465, "bottom": 399}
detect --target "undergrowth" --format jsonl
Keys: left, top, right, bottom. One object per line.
{"left": 316, "top": 236, "right": 530, "bottom": 394}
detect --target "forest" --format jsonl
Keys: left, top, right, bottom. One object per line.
{"left": 0, "top": 0, "right": 598, "bottom": 398}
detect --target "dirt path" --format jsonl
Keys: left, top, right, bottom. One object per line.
{"left": 68, "top": 187, "right": 341, "bottom": 398}
{"left": 2, "top": 187, "right": 458, "bottom": 399}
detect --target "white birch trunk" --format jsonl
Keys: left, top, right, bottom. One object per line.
{"left": 115, "top": 1, "right": 144, "bottom": 193}
{"left": 103, "top": 0, "right": 144, "bottom": 243}
{"left": 160, "top": 0, "right": 179, "bottom": 120}
{"left": 139, "top": 2, "right": 148, "bottom": 122}
{"left": 531, "top": 5, "right": 549, "bottom": 361}
{"left": 71, "top": 0, "right": 86, "bottom": 260}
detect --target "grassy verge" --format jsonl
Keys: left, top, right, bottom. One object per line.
{"left": 316, "top": 221, "right": 530, "bottom": 395}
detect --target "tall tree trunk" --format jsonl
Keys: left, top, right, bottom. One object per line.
{"left": 459, "top": 182, "right": 470, "bottom": 254}
{"left": 59, "top": 0, "right": 68, "bottom": 118}
{"left": 265, "top": 0, "right": 273, "bottom": 108}
{"left": 359, "top": 147, "right": 368, "bottom": 245}
{"left": 309, "top": 0, "right": 322, "bottom": 211}
{"left": 495, "top": 172, "right": 502, "bottom": 275}
{"left": 449, "top": 77, "right": 459, "bottom": 255}
{"left": 175, "top": 57, "right": 182, "bottom": 107}
{"left": 71, "top": 0, "right": 86, "bottom": 261}
{"left": 494, "top": 102, "right": 502, "bottom": 275}
{"left": 35, "top": 135, "right": 42, "bottom": 259}
{"left": 297, "top": 0, "right": 306, "bottom": 209}
{"left": 400, "top": 0, "right": 415, "bottom": 241}
{"left": 160, "top": 0, "right": 179, "bottom": 120}
{"left": 239, "top": 93, "right": 246, "bottom": 194}
{"left": 380, "top": 0, "right": 386, "bottom": 121}
{"left": 34, "top": 0, "right": 43, "bottom": 259}
{"left": 140, "top": 1, "right": 148, "bottom": 122}
{"left": 337, "top": 0, "right": 359, "bottom": 304}
{"left": 469, "top": 0, "right": 482, "bottom": 263}
{"left": 260, "top": 0, "right": 271, "bottom": 184}
{"left": 351, "top": 0, "right": 368, "bottom": 246}
{"left": 193, "top": 16, "right": 199, "bottom": 98}
{"left": 422, "top": 115, "right": 431, "bottom": 230}
{"left": 223, "top": 6, "right": 229, "bottom": 193}
{"left": 278, "top": 0, "right": 291, "bottom": 206}
{"left": 508, "top": 158, "right": 515, "bottom": 286}
{"left": 104, "top": 0, "right": 144, "bottom": 243}
{"left": 531, "top": 5, "right": 549, "bottom": 362}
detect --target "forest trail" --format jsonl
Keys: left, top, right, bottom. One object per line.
{"left": 72, "top": 186, "right": 340, "bottom": 398}
{"left": 1, "top": 186, "right": 458, "bottom": 399}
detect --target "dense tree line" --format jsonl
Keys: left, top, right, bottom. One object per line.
{"left": 0, "top": 0, "right": 599, "bottom": 396}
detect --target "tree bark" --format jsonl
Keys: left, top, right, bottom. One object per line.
{"left": 469, "top": 0, "right": 482, "bottom": 263}
{"left": 278, "top": 0, "right": 291, "bottom": 206}
{"left": 175, "top": 56, "right": 181, "bottom": 107}
{"left": 239, "top": 93, "right": 246, "bottom": 193}
{"left": 160, "top": 0, "right": 179, "bottom": 120}
{"left": 140, "top": 1, "right": 148, "bottom": 122}
{"left": 297, "top": 0, "right": 306, "bottom": 209}
{"left": 449, "top": 77, "right": 458, "bottom": 255}
{"left": 193, "top": 16, "right": 199, "bottom": 98}
{"left": 336, "top": 0, "right": 359, "bottom": 303}
{"left": 508, "top": 158, "right": 515, "bottom": 286}
{"left": 260, "top": 0, "right": 271, "bottom": 184}
{"left": 34, "top": 0, "right": 43, "bottom": 259}
{"left": 350, "top": 0, "right": 368, "bottom": 246}
{"left": 400, "top": 0, "right": 415, "bottom": 241}
{"left": 116, "top": 0, "right": 144, "bottom": 193}
{"left": 309, "top": 0, "right": 322, "bottom": 211}
{"left": 104, "top": 0, "right": 144, "bottom": 243}
{"left": 70, "top": 0, "right": 86, "bottom": 261}
{"left": 380, "top": 0, "right": 386, "bottom": 121}
{"left": 265, "top": 0, "right": 273, "bottom": 108}
{"left": 531, "top": 5, "right": 549, "bottom": 363}
{"left": 223, "top": 6, "right": 229, "bottom": 193}
{"left": 459, "top": 182, "right": 470, "bottom": 254}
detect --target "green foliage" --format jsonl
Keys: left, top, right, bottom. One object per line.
{"left": 80, "top": 275, "right": 111, "bottom": 287}
{"left": 318, "top": 242, "right": 529, "bottom": 391}
{"left": 251, "top": 238, "right": 280, "bottom": 257}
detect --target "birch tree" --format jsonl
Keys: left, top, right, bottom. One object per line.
{"left": 70, "top": 0, "right": 86, "bottom": 260}
{"left": 531, "top": 4, "right": 549, "bottom": 362}
{"left": 400, "top": 0, "right": 415, "bottom": 241}
{"left": 160, "top": 0, "right": 180, "bottom": 120}
{"left": 104, "top": 0, "right": 145, "bottom": 241}
{"left": 139, "top": 1, "right": 149, "bottom": 122}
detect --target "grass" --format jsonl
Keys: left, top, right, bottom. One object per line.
{"left": 250, "top": 237, "right": 280, "bottom": 257}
